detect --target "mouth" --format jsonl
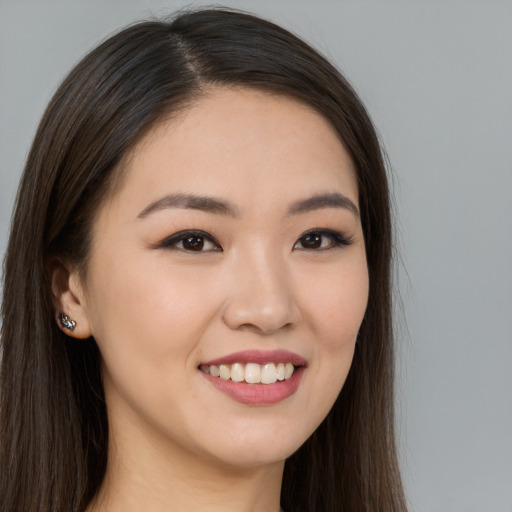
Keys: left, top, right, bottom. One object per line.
{"left": 198, "top": 350, "right": 306, "bottom": 405}
{"left": 200, "top": 362, "right": 297, "bottom": 384}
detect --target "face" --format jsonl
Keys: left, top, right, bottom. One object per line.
{"left": 72, "top": 87, "right": 369, "bottom": 469}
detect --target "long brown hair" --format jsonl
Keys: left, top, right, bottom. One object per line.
{"left": 1, "top": 8, "right": 406, "bottom": 512}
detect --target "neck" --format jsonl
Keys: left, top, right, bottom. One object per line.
{"left": 87, "top": 415, "right": 285, "bottom": 512}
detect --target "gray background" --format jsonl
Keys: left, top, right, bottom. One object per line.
{"left": 1, "top": 1, "right": 511, "bottom": 511}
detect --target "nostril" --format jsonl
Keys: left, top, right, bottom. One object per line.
{"left": 220, "top": 272, "right": 301, "bottom": 333}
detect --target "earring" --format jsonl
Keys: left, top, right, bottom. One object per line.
{"left": 58, "top": 313, "right": 77, "bottom": 333}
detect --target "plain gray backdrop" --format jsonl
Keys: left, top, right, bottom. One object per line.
{"left": 1, "top": 1, "right": 511, "bottom": 511}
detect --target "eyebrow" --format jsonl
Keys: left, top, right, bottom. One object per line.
{"left": 137, "top": 193, "right": 240, "bottom": 219}
{"left": 287, "top": 193, "right": 359, "bottom": 217}
{"left": 137, "top": 191, "right": 359, "bottom": 219}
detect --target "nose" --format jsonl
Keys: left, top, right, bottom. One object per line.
{"left": 221, "top": 249, "right": 300, "bottom": 335}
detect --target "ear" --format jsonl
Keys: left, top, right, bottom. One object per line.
{"left": 48, "top": 257, "right": 93, "bottom": 339}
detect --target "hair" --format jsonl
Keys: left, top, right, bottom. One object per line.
{"left": 1, "top": 7, "right": 406, "bottom": 512}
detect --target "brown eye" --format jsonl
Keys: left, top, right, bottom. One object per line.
{"left": 182, "top": 235, "right": 205, "bottom": 251}
{"left": 160, "top": 230, "right": 221, "bottom": 252}
{"left": 293, "top": 229, "right": 352, "bottom": 251}
{"left": 300, "top": 232, "right": 322, "bottom": 249}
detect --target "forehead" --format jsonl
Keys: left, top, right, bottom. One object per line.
{"left": 109, "top": 86, "right": 358, "bottom": 216}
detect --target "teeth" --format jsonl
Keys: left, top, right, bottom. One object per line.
{"left": 245, "top": 363, "right": 261, "bottom": 383}
{"left": 219, "top": 364, "right": 230, "bottom": 380}
{"left": 261, "top": 363, "right": 277, "bottom": 384}
{"left": 200, "top": 362, "right": 297, "bottom": 384}
{"left": 231, "top": 362, "right": 244, "bottom": 382}
{"left": 276, "top": 362, "right": 285, "bottom": 381}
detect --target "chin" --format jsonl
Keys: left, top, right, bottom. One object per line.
{"left": 208, "top": 445, "right": 294, "bottom": 471}
{"left": 198, "top": 421, "right": 313, "bottom": 470}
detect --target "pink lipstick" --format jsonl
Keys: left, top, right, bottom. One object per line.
{"left": 199, "top": 350, "right": 306, "bottom": 406}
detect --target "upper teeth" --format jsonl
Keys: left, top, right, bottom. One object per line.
{"left": 200, "top": 362, "right": 295, "bottom": 384}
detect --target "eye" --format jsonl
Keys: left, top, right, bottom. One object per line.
{"left": 293, "top": 229, "right": 353, "bottom": 251}
{"left": 160, "top": 230, "right": 222, "bottom": 252}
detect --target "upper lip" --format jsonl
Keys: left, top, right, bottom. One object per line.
{"left": 200, "top": 350, "right": 307, "bottom": 367}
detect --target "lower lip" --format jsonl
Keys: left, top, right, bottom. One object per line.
{"left": 201, "top": 367, "right": 305, "bottom": 406}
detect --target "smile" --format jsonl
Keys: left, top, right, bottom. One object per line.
{"left": 200, "top": 362, "right": 295, "bottom": 384}
{"left": 199, "top": 350, "right": 306, "bottom": 405}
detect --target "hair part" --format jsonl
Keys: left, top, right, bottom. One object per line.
{"left": 1, "top": 8, "right": 406, "bottom": 511}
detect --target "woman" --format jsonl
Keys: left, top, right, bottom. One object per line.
{"left": 0, "top": 8, "right": 406, "bottom": 512}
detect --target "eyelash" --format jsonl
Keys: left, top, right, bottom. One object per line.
{"left": 293, "top": 229, "right": 354, "bottom": 251}
{"left": 159, "top": 230, "right": 222, "bottom": 252}
{"left": 158, "top": 229, "right": 353, "bottom": 253}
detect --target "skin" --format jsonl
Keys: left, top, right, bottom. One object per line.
{"left": 53, "top": 87, "right": 369, "bottom": 512}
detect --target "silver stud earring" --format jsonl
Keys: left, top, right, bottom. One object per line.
{"left": 58, "top": 313, "right": 77, "bottom": 332}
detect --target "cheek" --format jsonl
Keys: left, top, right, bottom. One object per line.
{"left": 84, "top": 254, "right": 226, "bottom": 398}
{"left": 300, "top": 253, "right": 369, "bottom": 348}
{"left": 292, "top": 251, "right": 369, "bottom": 430}
{"left": 88, "top": 253, "right": 220, "bottom": 340}
{"left": 84, "top": 257, "right": 226, "bottom": 434}
{"left": 322, "top": 263, "right": 368, "bottom": 380}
